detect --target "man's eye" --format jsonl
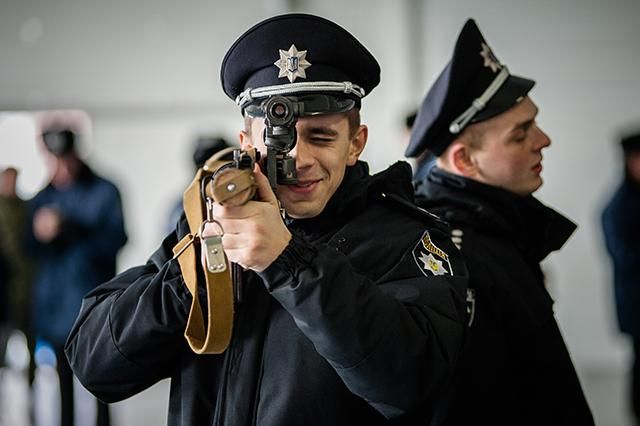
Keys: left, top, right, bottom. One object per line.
{"left": 513, "top": 131, "right": 527, "bottom": 142}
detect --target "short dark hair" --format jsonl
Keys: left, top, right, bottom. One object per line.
{"left": 457, "top": 120, "right": 487, "bottom": 152}
{"left": 405, "top": 110, "right": 417, "bottom": 130}
{"left": 192, "top": 136, "right": 232, "bottom": 168}
{"left": 346, "top": 108, "right": 361, "bottom": 138}
{"left": 621, "top": 131, "right": 640, "bottom": 154}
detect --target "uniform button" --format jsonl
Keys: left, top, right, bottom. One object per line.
{"left": 451, "top": 229, "right": 463, "bottom": 237}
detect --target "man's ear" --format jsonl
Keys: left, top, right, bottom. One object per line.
{"left": 443, "top": 140, "right": 477, "bottom": 177}
{"left": 347, "top": 125, "right": 368, "bottom": 166}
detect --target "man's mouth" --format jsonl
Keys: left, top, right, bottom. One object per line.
{"left": 287, "top": 179, "right": 321, "bottom": 193}
{"left": 532, "top": 162, "right": 543, "bottom": 173}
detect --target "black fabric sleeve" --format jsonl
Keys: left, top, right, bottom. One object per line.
{"left": 258, "top": 230, "right": 467, "bottom": 419}
{"left": 64, "top": 233, "right": 192, "bottom": 403}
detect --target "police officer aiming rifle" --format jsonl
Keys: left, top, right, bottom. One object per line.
{"left": 66, "top": 13, "right": 468, "bottom": 425}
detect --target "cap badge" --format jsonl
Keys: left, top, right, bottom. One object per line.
{"left": 274, "top": 44, "right": 312, "bottom": 83}
{"left": 480, "top": 42, "right": 501, "bottom": 73}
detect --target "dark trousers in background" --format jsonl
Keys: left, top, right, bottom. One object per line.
{"left": 56, "top": 345, "right": 110, "bottom": 426}
{"left": 632, "top": 340, "right": 640, "bottom": 425}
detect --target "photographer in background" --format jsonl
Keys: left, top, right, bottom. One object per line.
{"left": 26, "top": 128, "right": 127, "bottom": 426}
{"left": 65, "top": 13, "right": 468, "bottom": 425}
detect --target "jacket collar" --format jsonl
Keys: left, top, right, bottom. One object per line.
{"left": 288, "top": 160, "right": 414, "bottom": 234}
{"left": 418, "top": 167, "right": 576, "bottom": 262}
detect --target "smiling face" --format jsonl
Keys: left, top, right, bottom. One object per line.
{"left": 240, "top": 110, "right": 367, "bottom": 218}
{"left": 464, "top": 97, "right": 551, "bottom": 195}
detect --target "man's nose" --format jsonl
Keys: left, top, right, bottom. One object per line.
{"left": 534, "top": 125, "right": 551, "bottom": 150}
{"left": 290, "top": 140, "right": 313, "bottom": 168}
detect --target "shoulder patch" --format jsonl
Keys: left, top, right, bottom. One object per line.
{"left": 413, "top": 230, "right": 453, "bottom": 277}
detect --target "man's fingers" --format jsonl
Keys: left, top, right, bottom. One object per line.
{"left": 253, "top": 164, "right": 278, "bottom": 204}
{"left": 219, "top": 233, "right": 245, "bottom": 250}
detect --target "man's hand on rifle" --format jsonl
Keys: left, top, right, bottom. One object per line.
{"left": 202, "top": 164, "right": 292, "bottom": 272}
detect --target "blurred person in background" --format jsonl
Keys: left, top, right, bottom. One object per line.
{"left": 165, "top": 135, "right": 233, "bottom": 233}
{"left": 0, "top": 167, "right": 33, "bottom": 375}
{"left": 602, "top": 130, "right": 640, "bottom": 425}
{"left": 405, "top": 19, "right": 594, "bottom": 425}
{"left": 402, "top": 109, "right": 417, "bottom": 148}
{"left": 402, "top": 109, "right": 435, "bottom": 183}
{"left": 26, "top": 128, "right": 127, "bottom": 426}
{"left": 0, "top": 227, "right": 8, "bottom": 364}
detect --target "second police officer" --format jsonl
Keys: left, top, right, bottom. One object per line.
{"left": 405, "top": 19, "right": 594, "bottom": 425}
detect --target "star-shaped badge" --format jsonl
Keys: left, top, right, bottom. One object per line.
{"left": 418, "top": 252, "right": 447, "bottom": 276}
{"left": 480, "top": 42, "right": 501, "bottom": 73}
{"left": 274, "top": 44, "right": 312, "bottom": 83}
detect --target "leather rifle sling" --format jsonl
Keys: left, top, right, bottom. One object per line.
{"left": 172, "top": 166, "right": 233, "bottom": 354}
{"left": 172, "top": 149, "right": 257, "bottom": 354}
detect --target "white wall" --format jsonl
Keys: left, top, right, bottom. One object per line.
{"left": 2, "top": 0, "right": 640, "bottom": 421}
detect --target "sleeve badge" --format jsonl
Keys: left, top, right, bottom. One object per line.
{"left": 413, "top": 230, "right": 453, "bottom": 277}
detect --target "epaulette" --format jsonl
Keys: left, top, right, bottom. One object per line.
{"left": 376, "top": 192, "right": 450, "bottom": 230}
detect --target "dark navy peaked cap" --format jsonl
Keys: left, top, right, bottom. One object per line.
{"left": 221, "top": 13, "right": 380, "bottom": 113}
{"left": 405, "top": 19, "right": 535, "bottom": 158}
{"left": 621, "top": 131, "right": 640, "bottom": 153}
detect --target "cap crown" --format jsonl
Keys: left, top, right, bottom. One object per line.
{"left": 221, "top": 13, "right": 380, "bottom": 109}
{"left": 405, "top": 19, "right": 535, "bottom": 157}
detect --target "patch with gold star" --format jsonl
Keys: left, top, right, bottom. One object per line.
{"left": 412, "top": 231, "right": 453, "bottom": 277}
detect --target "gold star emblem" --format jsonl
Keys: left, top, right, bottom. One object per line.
{"left": 480, "top": 42, "right": 501, "bottom": 73}
{"left": 419, "top": 252, "right": 447, "bottom": 276}
{"left": 274, "top": 44, "right": 312, "bottom": 83}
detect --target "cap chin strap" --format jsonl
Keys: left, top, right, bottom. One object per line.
{"left": 449, "top": 66, "right": 510, "bottom": 134}
{"left": 236, "top": 81, "right": 365, "bottom": 109}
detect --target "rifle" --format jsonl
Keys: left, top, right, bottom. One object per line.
{"left": 172, "top": 95, "right": 298, "bottom": 354}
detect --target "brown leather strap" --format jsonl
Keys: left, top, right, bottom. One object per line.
{"left": 207, "top": 168, "right": 256, "bottom": 206}
{"left": 203, "top": 147, "right": 256, "bottom": 207}
{"left": 171, "top": 156, "right": 236, "bottom": 354}
{"left": 173, "top": 232, "right": 233, "bottom": 354}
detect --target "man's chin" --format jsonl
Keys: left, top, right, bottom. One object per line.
{"left": 284, "top": 208, "right": 319, "bottom": 220}
{"left": 517, "top": 179, "right": 543, "bottom": 196}
{"left": 282, "top": 201, "right": 324, "bottom": 220}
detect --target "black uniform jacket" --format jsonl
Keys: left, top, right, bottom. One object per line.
{"left": 416, "top": 168, "right": 594, "bottom": 426}
{"left": 66, "top": 161, "right": 468, "bottom": 426}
